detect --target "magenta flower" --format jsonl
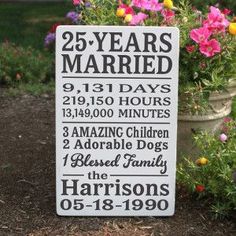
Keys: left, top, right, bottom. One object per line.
{"left": 73, "top": 0, "right": 81, "bottom": 5}
{"left": 203, "top": 6, "right": 229, "bottom": 33}
{"left": 190, "top": 27, "right": 212, "bottom": 44}
{"left": 161, "top": 9, "right": 175, "bottom": 23}
{"left": 219, "top": 133, "right": 228, "bottom": 143}
{"left": 130, "top": 12, "right": 148, "bottom": 25}
{"left": 199, "top": 39, "right": 221, "bottom": 57}
{"left": 132, "top": 0, "right": 163, "bottom": 12}
{"left": 223, "top": 117, "right": 233, "bottom": 123}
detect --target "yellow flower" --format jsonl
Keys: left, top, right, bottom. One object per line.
{"left": 124, "top": 14, "right": 133, "bottom": 23}
{"left": 196, "top": 157, "right": 208, "bottom": 166}
{"left": 116, "top": 8, "right": 125, "bottom": 18}
{"left": 163, "top": 0, "right": 173, "bottom": 9}
{"left": 229, "top": 23, "right": 236, "bottom": 35}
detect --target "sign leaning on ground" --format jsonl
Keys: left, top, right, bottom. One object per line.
{"left": 56, "top": 26, "right": 179, "bottom": 216}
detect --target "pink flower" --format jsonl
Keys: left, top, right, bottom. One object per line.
{"left": 129, "top": 12, "right": 148, "bottom": 25}
{"left": 146, "top": 0, "right": 163, "bottom": 11}
{"left": 186, "top": 45, "right": 195, "bottom": 53}
{"left": 223, "top": 117, "right": 233, "bottom": 123}
{"left": 221, "top": 117, "right": 233, "bottom": 133}
{"left": 132, "top": 0, "right": 143, "bottom": 8}
{"left": 132, "top": 0, "right": 163, "bottom": 11}
{"left": 73, "top": 0, "right": 81, "bottom": 5}
{"left": 219, "top": 133, "right": 228, "bottom": 143}
{"left": 161, "top": 9, "right": 175, "bottom": 23}
{"left": 203, "top": 6, "right": 229, "bottom": 33}
{"left": 190, "top": 27, "right": 212, "bottom": 44}
{"left": 207, "top": 6, "right": 224, "bottom": 22}
{"left": 199, "top": 39, "right": 221, "bottom": 57}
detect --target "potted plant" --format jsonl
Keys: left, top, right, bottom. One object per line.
{"left": 48, "top": 0, "right": 236, "bottom": 156}
{"left": 175, "top": 1, "right": 236, "bottom": 155}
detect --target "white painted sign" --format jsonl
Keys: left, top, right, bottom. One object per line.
{"left": 56, "top": 26, "right": 179, "bottom": 216}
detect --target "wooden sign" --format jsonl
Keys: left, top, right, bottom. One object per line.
{"left": 56, "top": 26, "right": 179, "bottom": 216}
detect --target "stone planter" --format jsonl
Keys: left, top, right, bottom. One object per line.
{"left": 228, "top": 78, "right": 236, "bottom": 97}
{"left": 177, "top": 79, "right": 236, "bottom": 158}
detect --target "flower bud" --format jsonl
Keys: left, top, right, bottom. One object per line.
{"left": 195, "top": 185, "right": 205, "bottom": 192}
{"left": 163, "top": 0, "right": 173, "bottom": 9}
{"left": 195, "top": 157, "right": 208, "bottom": 166}
{"left": 116, "top": 8, "right": 125, "bottom": 18}
{"left": 229, "top": 23, "right": 236, "bottom": 35}
{"left": 124, "top": 14, "right": 133, "bottom": 23}
{"left": 219, "top": 133, "right": 228, "bottom": 143}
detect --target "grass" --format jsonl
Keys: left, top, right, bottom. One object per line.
{"left": 0, "top": 2, "right": 72, "bottom": 50}
{"left": 0, "top": 2, "right": 72, "bottom": 95}
{"left": 5, "top": 81, "right": 55, "bottom": 96}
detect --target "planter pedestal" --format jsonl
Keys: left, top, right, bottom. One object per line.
{"left": 177, "top": 84, "right": 235, "bottom": 159}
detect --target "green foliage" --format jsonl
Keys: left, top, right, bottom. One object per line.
{"left": 178, "top": 83, "right": 210, "bottom": 114}
{"left": 177, "top": 119, "right": 236, "bottom": 218}
{"left": 0, "top": 42, "right": 53, "bottom": 86}
{"left": 232, "top": 98, "right": 236, "bottom": 119}
{"left": 183, "top": 0, "right": 236, "bottom": 12}
{"left": 83, "top": 0, "right": 121, "bottom": 25}
{"left": 0, "top": 2, "right": 71, "bottom": 50}
{"left": 6, "top": 81, "right": 55, "bottom": 96}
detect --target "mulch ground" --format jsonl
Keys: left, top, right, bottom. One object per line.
{"left": 0, "top": 90, "right": 235, "bottom": 236}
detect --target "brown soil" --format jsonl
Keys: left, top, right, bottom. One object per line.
{"left": 0, "top": 91, "right": 235, "bottom": 236}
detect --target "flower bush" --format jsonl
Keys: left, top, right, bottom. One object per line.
{"left": 65, "top": 0, "right": 236, "bottom": 114}
{"left": 0, "top": 42, "right": 52, "bottom": 86}
{"left": 45, "top": 1, "right": 236, "bottom": 109}
{"left": 177, "top": 118, "right": 236, "bottom": 218}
